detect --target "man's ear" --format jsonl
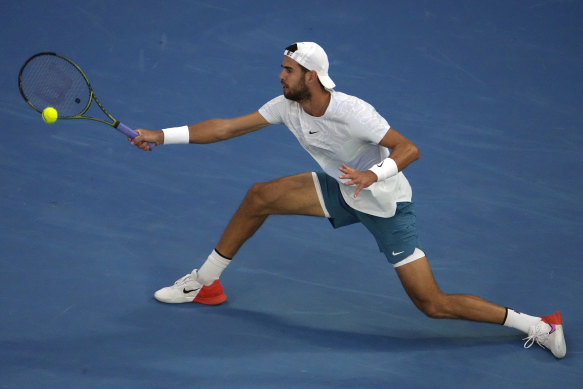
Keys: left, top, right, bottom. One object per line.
{"left": 305, "top": 70, "right": 318, "bottom": 85}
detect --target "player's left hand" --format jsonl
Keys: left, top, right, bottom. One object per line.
{"left": 338, "top": 164, "right": 378, "bottom": 198}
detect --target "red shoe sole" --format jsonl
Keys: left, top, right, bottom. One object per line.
{"left": 193, "top": 279, "right": 227, "bottom": 305}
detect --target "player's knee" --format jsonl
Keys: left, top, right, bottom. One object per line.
{"left": 245, "top": 181, "right": 279, "bottom": 211}
{"left": 245, "top": 182, "right": 267, "bottom": 207}
{"left": 419, "top": 302, "right": 443, "bottom": 319}
{"left": 413, "top": 295, "right": 448, "bottom": 319}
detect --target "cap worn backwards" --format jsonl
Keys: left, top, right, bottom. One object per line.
{"left": 284, "top": 42, "right": 335, "bottom": 90}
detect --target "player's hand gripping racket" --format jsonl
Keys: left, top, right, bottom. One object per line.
{"left": 18, "top": 52, "right": 155, "bottom": 150}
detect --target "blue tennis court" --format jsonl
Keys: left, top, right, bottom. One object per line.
{"left": 1, "top": 1, "right": 582, "bottom": 388}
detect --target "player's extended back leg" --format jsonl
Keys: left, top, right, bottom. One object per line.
{"left": 216, "top": 172, "right": 327, "bottom": 258}
{"left": 395, "top": 256, "right": 506, "bottom": 323}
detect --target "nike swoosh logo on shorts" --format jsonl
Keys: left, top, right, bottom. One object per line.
{"left": 392, "top": 251, "right": 404, "bottom": 256}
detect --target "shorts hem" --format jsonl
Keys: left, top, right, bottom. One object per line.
{"left": 393, "top": 248, "right": 426, "bottom": 268}
{"left": 312, "top": 172, "right": 331, "bottom": 218}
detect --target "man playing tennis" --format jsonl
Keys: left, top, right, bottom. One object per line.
{"left": 132, "top": 42, "right": 566, "bottom": 359}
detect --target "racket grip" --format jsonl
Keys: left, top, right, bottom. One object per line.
{"left": 115, "top": 122, "right": 156, "bottom": 150}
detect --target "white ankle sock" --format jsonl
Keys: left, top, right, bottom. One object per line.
{"left": 196, "top": 250, "right": 231, "bottom": 286}
{"left": 503, "top": 308, "right": 542, "bottom": 334}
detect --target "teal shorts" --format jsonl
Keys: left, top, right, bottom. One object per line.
{"left": 315, "top": 172, "right": 422, "bottom": 265}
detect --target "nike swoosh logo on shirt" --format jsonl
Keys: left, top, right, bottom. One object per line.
{"left": 309, "top": 130, "right": 318, "bottom": 134}
{"left": 392, "top": 251, "right": 404, "bottom": 256}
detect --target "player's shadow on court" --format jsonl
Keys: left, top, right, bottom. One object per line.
{"left": 0, "top": 303, "right": 524, "bottom": 386}
{"left": 202, "top": 305, "right": 519, "bottom": 354}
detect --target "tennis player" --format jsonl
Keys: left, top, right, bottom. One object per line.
{"left": 132, "top": 42, "right": 566, "bottom": 359}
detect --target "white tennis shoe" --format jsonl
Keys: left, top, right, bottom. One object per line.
{"left": 154, "top": 270, "right": 227, "bottom": 305}
{"left": 523, "top": 311, "right": 566, "bottom": 359}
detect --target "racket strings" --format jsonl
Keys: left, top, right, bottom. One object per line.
{"left": 19, "top": 54, "right": 91, "bottom": 117}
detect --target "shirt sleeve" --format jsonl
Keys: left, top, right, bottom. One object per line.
{"left": 258, "top": 95, "right": 287, "bottom": 125}
{"left": 347, "top": 98, "right": 390, "bottom": 144}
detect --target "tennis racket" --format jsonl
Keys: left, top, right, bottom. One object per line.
{"left": 18, "top": 52, "right": 155, "bottom": 149}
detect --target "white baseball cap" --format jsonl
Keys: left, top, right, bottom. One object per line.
{"left": 284, "top": 42, "right": 335, "bottom": 90}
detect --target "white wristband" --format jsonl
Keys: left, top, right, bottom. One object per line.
{"left": 162, "top": 125, "right": 190, "bottom": 144}
{"left": 368, "top": 157, "right": 398, "bottom": 181}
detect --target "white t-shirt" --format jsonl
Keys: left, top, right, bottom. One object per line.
{"left": 258, "top": 91, "right": 412, "bottom": 218}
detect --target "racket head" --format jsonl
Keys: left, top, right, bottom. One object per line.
{"left": 18, "top": 52, "right": 92, "bottom": 118}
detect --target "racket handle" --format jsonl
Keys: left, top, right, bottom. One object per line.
{"left": 115, "top": 122, "right": 156, "bottom": 150}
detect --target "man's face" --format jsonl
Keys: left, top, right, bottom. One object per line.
{"left": 279, "top": 56, "right": 311, "bottom": 102}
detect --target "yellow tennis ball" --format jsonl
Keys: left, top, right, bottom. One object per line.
{"left": 42, "top": 107, "right": 58, "bottom": 123}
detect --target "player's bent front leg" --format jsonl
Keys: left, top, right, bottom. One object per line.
{"left": 154, "top": 172, "right": 325, "bottom": 306}
{"left": 216, "top": 172, "right": 327, "bottom": 258}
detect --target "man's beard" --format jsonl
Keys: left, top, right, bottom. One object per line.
{"left": 283, "top": 80, "right": 311, "bottom": 102}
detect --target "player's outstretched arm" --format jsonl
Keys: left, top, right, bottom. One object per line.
{"left": 131, "top": 111, "right": 270, "bottom": 150}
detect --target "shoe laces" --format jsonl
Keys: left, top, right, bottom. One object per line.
{"left": 174, "top": 274, "right": 194, "bottom": 286}
{"left": 522, "top": 322, "right": 551, "bottom": 350}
